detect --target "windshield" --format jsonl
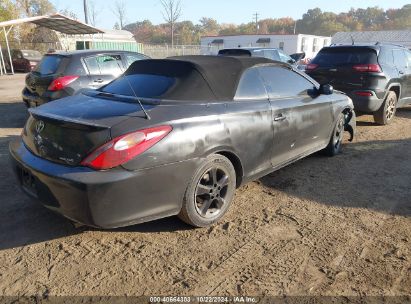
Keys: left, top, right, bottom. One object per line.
{"left": 101, "top": 74, "right": 176, "bottom": 99}
{"left": 34, "top": 55, "right": 62, "bottom": 75}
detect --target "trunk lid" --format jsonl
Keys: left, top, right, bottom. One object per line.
{"left": 22, "top": 93, "right": 148, "bottom": 166}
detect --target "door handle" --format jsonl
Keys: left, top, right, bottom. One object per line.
{"left": 399, "top": 70, "right": 404, "bottom": 75}
{"left": 274, "top": 114, "right": 287, "bottom": 122}
{"left": 94, "top": 79, "right": 104, "bottom": 83}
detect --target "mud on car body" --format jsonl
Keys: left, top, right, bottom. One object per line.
{"left": 10, "top": 56, "right": 355, "bottom": 228}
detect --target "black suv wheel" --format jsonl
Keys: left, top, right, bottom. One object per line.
{"left": 374, "top": 91, "right": 397, "bottom": 125}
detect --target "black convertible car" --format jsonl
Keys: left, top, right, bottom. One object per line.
{"left": 10, "top": 56, "right": 355, "bottom": 228}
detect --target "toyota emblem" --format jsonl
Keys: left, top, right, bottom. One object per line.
{"left": 35, "top": 120, "right": 45, "bottom": 133}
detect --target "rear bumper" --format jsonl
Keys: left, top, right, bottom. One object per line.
{"left": 347, "top": 91, "right": 384, "bottom": 113}
{"left": 22, "top": 88, "right": 69, "bottom": 107}
{"left": 9, "top": 139, "right": 198, "bottom": 228}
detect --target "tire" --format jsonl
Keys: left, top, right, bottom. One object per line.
{"left": 178, "top": 154, "right": 236, "bottom": 227}
{"left": 323, "top": 112, "right": 345, "bottom": 157}
{"left": 373, "top": 91, "right": 397, "bottom": 125}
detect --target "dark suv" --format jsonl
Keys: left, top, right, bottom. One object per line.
{"left": 306, "top": 44, "right": 411, "bottom": 124}
{"left": 22, "top": 50, "right": 149, "bottom": 107}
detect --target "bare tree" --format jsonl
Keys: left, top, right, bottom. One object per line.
{"left": 160, "top": 0, "right": 182, "bottom": 47}
{"left": 88, "top": 0, "right": 101, "bottom": 27}
{"left": 112, "top": 0, "right": 126, "bottom": 29}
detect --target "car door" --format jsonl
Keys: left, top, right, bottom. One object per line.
{"left": 230, "top": 67, "right": 274, "bottom": 178}
{"left": 83, "top": 54, "right": 124, "bottom": 89}
{"left": 257, "top": 65, "right": 334, "bottom": 167}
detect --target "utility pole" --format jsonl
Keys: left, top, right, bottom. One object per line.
{"left": 83, "top": 0, "right": 89, "bottom": 24}
{"left": 253, "top": 12, "right": 259, "bottom": 34}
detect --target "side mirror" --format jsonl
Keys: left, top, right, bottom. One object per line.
{"left": 320, "top": 84, "right": 334, "bottom": 95}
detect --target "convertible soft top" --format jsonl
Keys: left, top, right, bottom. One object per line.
{"left": 125, "top": 55, "right": 277, "bottom": 100}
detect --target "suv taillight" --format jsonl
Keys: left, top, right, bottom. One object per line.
{"left": 48, "top": 75, "right": 79, "bottom": 91}
{"left": 305, "top": 63, "right": 319, "bottom": 71}
{"left": 81, "top": 125, "right": 173, "bottom": 170}
{"left": 352, "top": 64, "right": 382, "bottom": 73}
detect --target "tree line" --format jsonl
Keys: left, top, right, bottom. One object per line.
{"left": 126, "top": 4, "right": 411, "bottom": 45}
{"left": 2, "top": 0, "right": 411, "bottom": 46}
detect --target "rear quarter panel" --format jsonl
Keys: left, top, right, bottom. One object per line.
{"left": 112, "top": 100, "right": 274, "bottom": 181}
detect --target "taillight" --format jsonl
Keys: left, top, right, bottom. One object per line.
{"left": 81, "top": 125, "right": 172, "bottom": 170}
{"left": 48, "top": 75, "right": 79, "bottom": 91}
{"left": 354, "top": 91, "right": 373, "bottom": 97}
{"left": 352, "top": 64, "right": 382, "bottom": 73}
{"left": 305, "top": 63, "right": 319, "bottom": 71}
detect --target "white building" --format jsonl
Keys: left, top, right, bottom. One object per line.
{"left": 201, "top": 34, "right": 331, "bottom": 60}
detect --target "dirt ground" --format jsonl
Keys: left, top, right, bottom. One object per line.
{"left": 0, "top": 74, "right": 410, "bottom": 298}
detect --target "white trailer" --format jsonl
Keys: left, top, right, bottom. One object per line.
{"left": 201, "top": 34, "right": 331, "bottom": 60}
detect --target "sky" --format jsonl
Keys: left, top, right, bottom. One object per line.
{"left": 50, "top": 0, "right": 411, "bottom": 29}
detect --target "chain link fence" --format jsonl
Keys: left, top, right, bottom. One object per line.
{"left": 141, "top": 44, "right": 205, "bottom": 58}
{"left": 0, "top": 41, "right": 63, "bottom": 54}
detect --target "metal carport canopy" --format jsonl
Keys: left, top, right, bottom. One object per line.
{"left": 0, "top": 13, "right": 104, "bottom": 75}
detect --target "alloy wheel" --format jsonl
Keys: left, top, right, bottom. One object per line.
{"left": 333, "top": 116, "right": 344, "bottom": 149}
{"left": 195, "top": 167, "right": 230, "bottom": 219}
{"left": 385, "top": 96, "right": 396, "bottom": 121}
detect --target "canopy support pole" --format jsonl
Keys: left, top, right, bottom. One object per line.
{"left": 3, "top": 26, "right": 14, "bottom": 74}
{"left": 0, "top": 44, "right": 6, "bottom": 75}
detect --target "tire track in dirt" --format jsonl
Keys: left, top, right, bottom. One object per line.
{"left": 189, "top": 218, "right": 302, "bottom": 295}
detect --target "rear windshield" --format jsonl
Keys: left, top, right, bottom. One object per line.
{"left": 218, "top": 49, "right": 252, "bottom": 57}
{"left": 101, "top": 74, "right": 176, "bottom": 99}
{"left": 312, "top": 48, "right": 377, "bottom": 66}
{"left": 34, "top": 55, "right": 62, "bottom": 75}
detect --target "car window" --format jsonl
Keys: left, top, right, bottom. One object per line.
{"left": 34, "top": 55, "right": 62, "bottom": 75}
{"left": 234, "top": 68, "right": 268, "bottom": 101}
{"left": 378, "top": 48, "right": 394, "bottom": 66}
{"left": 278, "top": 50, "right": 292, "bottom": 63}
{"left": 251, "top": 50, "right": 266, "bottom": 59}
{"left": 101, "top": 74, "right": 176, "bottom": 98}
{"left": 251, "top": 49, "right": 280, "bottom": 61}
{"left": 406, "top": 51, "right": 411, "bottom": 68}
{"left": 84, "top": 56, "right": 101, "bottom": 75}
{"left": 96, "top": 54, "right": 123, "bottom": 76}
{"left": 264, "top": 50, "right": 280, "bottom": 61}
{"left": 13, "top": 50, "right": 22, "bottom": 59}
{"left": 125, "top": 54, "right": 146, "bottom": 68}
{"left": 312, "top": 48, "right": 378, "bottom": 66}
{"left": 258, "top": 66, "right": 315, "bottom": 98}
{"left": 393, "top": 49, "right": 408, "bottom": 69}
